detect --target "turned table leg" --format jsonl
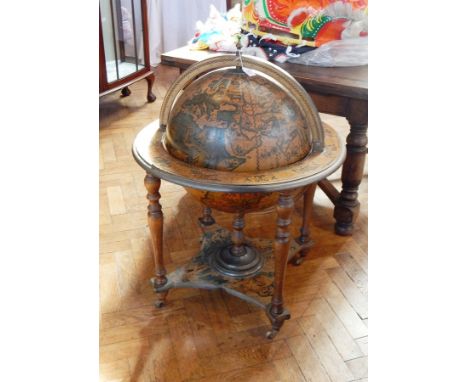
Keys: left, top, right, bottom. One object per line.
{"left": 144, "top": 174, "right": 168, "bottom": 307}
{"left": 266, "top": 191, "right": 293, "bottom": 338}
{"left": 293, "top": 184, "right": 317, "bottom": 265}
{"left": 145, "top": 72, "right": 156, "bottom": 103}
{"left": 334, "top": 100, "right": 368, "bottom": 236}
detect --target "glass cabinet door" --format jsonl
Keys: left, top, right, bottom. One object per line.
{"left": 100, "top": 0, "right": 145, "bottom": 83}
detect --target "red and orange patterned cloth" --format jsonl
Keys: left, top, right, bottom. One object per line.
{"left": 242, "top": 0, "right": 368, "bottom": 47}
{"left": 189, "top": 1, "right": 368, "bottom": 65}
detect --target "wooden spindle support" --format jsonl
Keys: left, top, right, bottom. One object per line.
{"left": 144, "top": 173, "right": 168, "bottom": 307}
{"left": 231, "top": 212, "right": 246, "bottom": 256}
{"left": 266, "top": 191, "right": 294, "bottom": 338}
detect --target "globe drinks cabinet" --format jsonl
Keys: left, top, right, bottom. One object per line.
{"left": 133, "top": 54, "right": 346, "bottom": 337}
{"left": 99, "top": 0, "right": 156, "bottom": 102}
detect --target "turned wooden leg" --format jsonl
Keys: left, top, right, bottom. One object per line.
{"left": 121, "top": 86, "right": 131, "bottom": 97}
{"left": 334, "top": 121, "right": 368, "bottom": 236}
{"left": 199, "top": 206, "right": 215, "bottom": 226}
{"left": 266, "top": 191, "right": 293, "bottom": 339}
{"left": 145, "top": 72, "right": 156, "bottom": 103}
{"left": 293, "top": 183, "right": 317, "bottom": 265}
{"left": 144, "top": 173, "right": 168, "bottom": 307}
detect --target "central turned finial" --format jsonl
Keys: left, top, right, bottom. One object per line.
{"left": 210, "top": 212, "right": 264, "bottom": 278}
{"left": 231, "top": 212, "right": 246, "bottom": 256}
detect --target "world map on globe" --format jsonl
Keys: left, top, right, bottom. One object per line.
{"left": 164, "top": 68, "right": 313, "bottom": 173}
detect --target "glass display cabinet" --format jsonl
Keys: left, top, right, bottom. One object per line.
{"left": 99, "top": 0, "right": 156, "bottom": 102}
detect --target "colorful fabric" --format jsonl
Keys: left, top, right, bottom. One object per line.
{"left": 190, "top": 4, "right": 243, "bottom": 52}
{"left": 242, "top": 0, "right": 368, "bottom": 47}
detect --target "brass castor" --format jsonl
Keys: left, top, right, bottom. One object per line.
{"left": 265, "top": 303, "right": 290, "bottom": 339}
{"left": 291, "top": 255, "right": 305, "bottom": 266}
{"left": 265, "top": 329, "right": 278, "bottom": 339}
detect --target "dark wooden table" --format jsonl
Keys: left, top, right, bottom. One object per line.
{"left": 160, "top": 46, "right": 368, "bottom": 236}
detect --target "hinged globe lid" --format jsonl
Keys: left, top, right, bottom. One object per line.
{"left": 159, "top": 54, "right": 324, "bottom": 175}
{"left": 164, "top": 67, "right": 315, "bottom": 172}
{"left": 133, "top": 54, "right": 344, "bottom": 194}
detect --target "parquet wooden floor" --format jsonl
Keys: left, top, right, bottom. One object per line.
{"left": 99, "top": 65, "right": 368, "bottom": 382}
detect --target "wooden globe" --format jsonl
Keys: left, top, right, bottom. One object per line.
{"left": 163, "top": 66, "right": 318, "bottom": 213}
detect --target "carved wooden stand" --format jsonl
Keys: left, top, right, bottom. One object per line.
{"left": 144, "top": 174, "right": 319, "bottom": 338}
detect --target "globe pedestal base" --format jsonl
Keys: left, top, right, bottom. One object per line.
{"left": 210, "top": 244, "right": 264, "bottom": 278}
{"left": 151, "top": 223, "right": 313, "bottom": 328}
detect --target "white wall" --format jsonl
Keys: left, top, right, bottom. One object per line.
{"left": 148, "top": 0, "right": 227, "bottom": 65}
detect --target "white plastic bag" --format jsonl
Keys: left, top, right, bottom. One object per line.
{"left": 288, "top": 37, "right": 367, "bottom": 67}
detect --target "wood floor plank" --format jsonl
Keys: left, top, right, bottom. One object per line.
{"left": 355, "top": 336, "right": 368, "bottom": 356}
{"left": 274, "top": 356, "right": 307, "bottom": 382}
{"left": 114, "top": 251, "right": 138, "bottom": 293}
{"left": 230, "top": 310, "right": 272, "bottom": 332}
{"left": 327, "top": 267, "right": 368, "bottom": 319}
{"left": 200, "top": 340, "right": 291, "bottom": 378}
{"left": 345, "top": 356, "right": 368, "bottom": 381}
{"left": 287, "top": 335, "right": 331, "bottom": 382}
{"left": 334, "top": 252, "right": 368, "bottom": 296}
{"left": 319, "top": 278, "right": 368, "bottom": 339}
{"left": 147, "top": 333, "right": 183, "bottom": 382}
{"left": 107, "top": 186, "right": 127, "bottom": 215}
{"left": 215, "top": 317, "right": 303, "bottom": 354}
{"left": 195, "top": 362, "right": 281, "bottom": 382}
{"left": 183, "top": 296, "right": 220, "bottom": 357}
{"left": 340, "top": 240, "right": 368, "bottom": 274}
{"left": 100, "top": 359, "right": 131, "bottom": 382}
{"left": 101, "top": 140, "right": 117, "bottom": 163}
{"left": 299, "top": 315, "right": 355, "bottom": 382}
{"left": 166, "top": 312, "right": 205, "bottom": 380}
{"left": 100, "top": 191, "right": 113, "bottom": 226}
{"left": 100, "top": 337, "right": 150, "bottom": 364}
{"left": 100, "top": 318, "right": 167, "bottom": 346}
{"left": 100, "top": 262, "right": 122, "bottom": 314}
{"left": 100, "top": 302, "right": 185, "bottom": 330}
{"left": 201, "top": 289, "right": 237, "bottom": 335}
{"left": 222, "top": 291, "right": 252, "bottom": 316}
{"left": 304, "top": 298, "right": 363, "bottom": 361}
{"left": 100, "top": 239, "right": 132, "bottom": 255}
